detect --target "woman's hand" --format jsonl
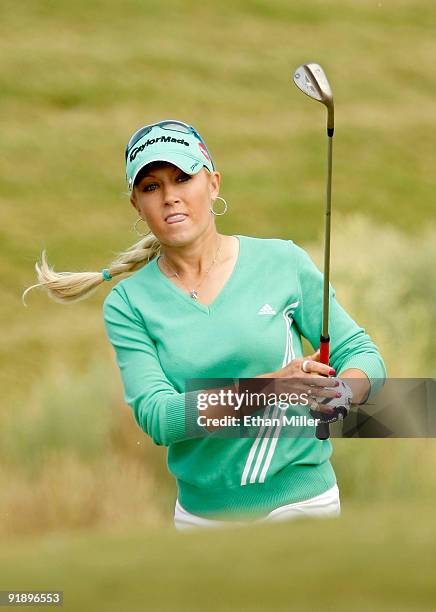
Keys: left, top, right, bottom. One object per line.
{"left": 269, "top": 349, "right": 342, "bottom": 415}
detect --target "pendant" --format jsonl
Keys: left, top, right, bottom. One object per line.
{"left": 190, "top": 290, "right": 198, "bottom": 300}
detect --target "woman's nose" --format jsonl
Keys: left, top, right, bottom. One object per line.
{"left": 162, "top": 184, "right": 181, "bottom": 204}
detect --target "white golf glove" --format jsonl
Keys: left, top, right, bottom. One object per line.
{"left": 309, "top": 379, "right": 353, "bottom": 424}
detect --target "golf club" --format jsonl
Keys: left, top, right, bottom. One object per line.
{"left": 293, "top": 62, "right": 335, "bottom": 441}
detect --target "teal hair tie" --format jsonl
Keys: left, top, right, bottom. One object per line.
{"left": 101, "top": 268, "right": 113, "bottom": 281}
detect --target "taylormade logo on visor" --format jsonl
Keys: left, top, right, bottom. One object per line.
{"left": 129, "top": 136, "right": 190, "bottom": 162}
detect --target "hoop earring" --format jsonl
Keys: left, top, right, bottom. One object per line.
{"left": 210, "top": 196, "right": 228, "bottom": 216}
{"left": 133, "top": 217, "right": 151, "bottom": 237}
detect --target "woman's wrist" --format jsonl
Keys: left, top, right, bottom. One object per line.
{"left": 339, "top": 369, "right": 371, "bottom": 405}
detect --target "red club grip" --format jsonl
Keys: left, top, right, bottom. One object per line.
{"left": 315, "top": 335, "right": 332, "bottom": 441}
{"left": 319, "top": 334, "right": 330, "bottom": 366}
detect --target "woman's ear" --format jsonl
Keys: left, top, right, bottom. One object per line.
{"left": 130, "top": 192, "right": 139, "bottom": 212}
{"left": 209, "top": 171, "right": 221, "bottom": 200}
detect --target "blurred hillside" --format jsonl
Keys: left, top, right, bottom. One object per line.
{"left": 2, "top": 0, "right": 436, "bottom": 403}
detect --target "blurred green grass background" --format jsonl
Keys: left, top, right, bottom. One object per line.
{"left": 1, "top": 0, "right": 436, "bottom": 608}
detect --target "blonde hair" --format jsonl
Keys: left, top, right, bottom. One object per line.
{"left": 22, "top": 232, "right": 161, "bottom": 305}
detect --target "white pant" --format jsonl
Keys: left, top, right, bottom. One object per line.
{"left": 174, "top": 484, "right": 341, "bottom": 531}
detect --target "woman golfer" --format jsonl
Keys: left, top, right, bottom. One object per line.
{"left": 23, "top": 119, "right": 386, "bottom": 530}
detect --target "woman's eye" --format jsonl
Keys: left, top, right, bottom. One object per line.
{"left": 178, "top": 174, "right": 191, "bottom": 182}
{"left": 142, "top": 183, "right": 157, "bottom": 192}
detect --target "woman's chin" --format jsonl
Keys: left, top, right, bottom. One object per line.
{"left": 158, "top": 229, "right": 197, "bottom": 248}
{"left": 158, "top": 223, "right": 211, "bottom": 246}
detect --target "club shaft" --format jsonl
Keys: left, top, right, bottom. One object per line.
{"left": 322, "top": 134, "right": 333, "bottom": 341}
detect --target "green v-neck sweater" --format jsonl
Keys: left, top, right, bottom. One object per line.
{"left": 103, "top": 235, "right": 386, "bottom": 520}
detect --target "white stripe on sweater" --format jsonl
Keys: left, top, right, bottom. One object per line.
{"left": 240, "top": 302, "right": 299, "bottom": 486}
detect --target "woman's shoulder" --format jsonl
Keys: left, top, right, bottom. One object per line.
{"left": 238, "top": 234, "right": 297, "bottom": 256}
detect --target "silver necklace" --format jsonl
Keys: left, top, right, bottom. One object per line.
{"left": 160, "top": 237, "right": 222, "bottom": 300}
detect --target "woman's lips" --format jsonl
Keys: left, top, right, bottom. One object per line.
{"left": 165, "top": 214, "right": 187, "bottom": 224}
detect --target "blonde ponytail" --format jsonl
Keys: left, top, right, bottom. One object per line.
{"left": 22, "top": 233, "right": 161, "bottom": 305}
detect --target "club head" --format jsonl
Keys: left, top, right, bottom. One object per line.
{"left": 293, "top": 63, "right": 334, "bottom": 132}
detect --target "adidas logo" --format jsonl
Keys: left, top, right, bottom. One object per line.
{"left": 257, "top": 303, "right": 276, "bottom": 315}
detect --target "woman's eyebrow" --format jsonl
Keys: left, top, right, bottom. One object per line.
{"left": 141, "top": 168, "right": 182, "bottom": 179}
{"left": 137, "top": 173, "right": 162, "bottom": 182}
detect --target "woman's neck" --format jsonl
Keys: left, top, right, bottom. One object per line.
{"left": 159, "top": 231, "right": 226, "bottom": 278}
